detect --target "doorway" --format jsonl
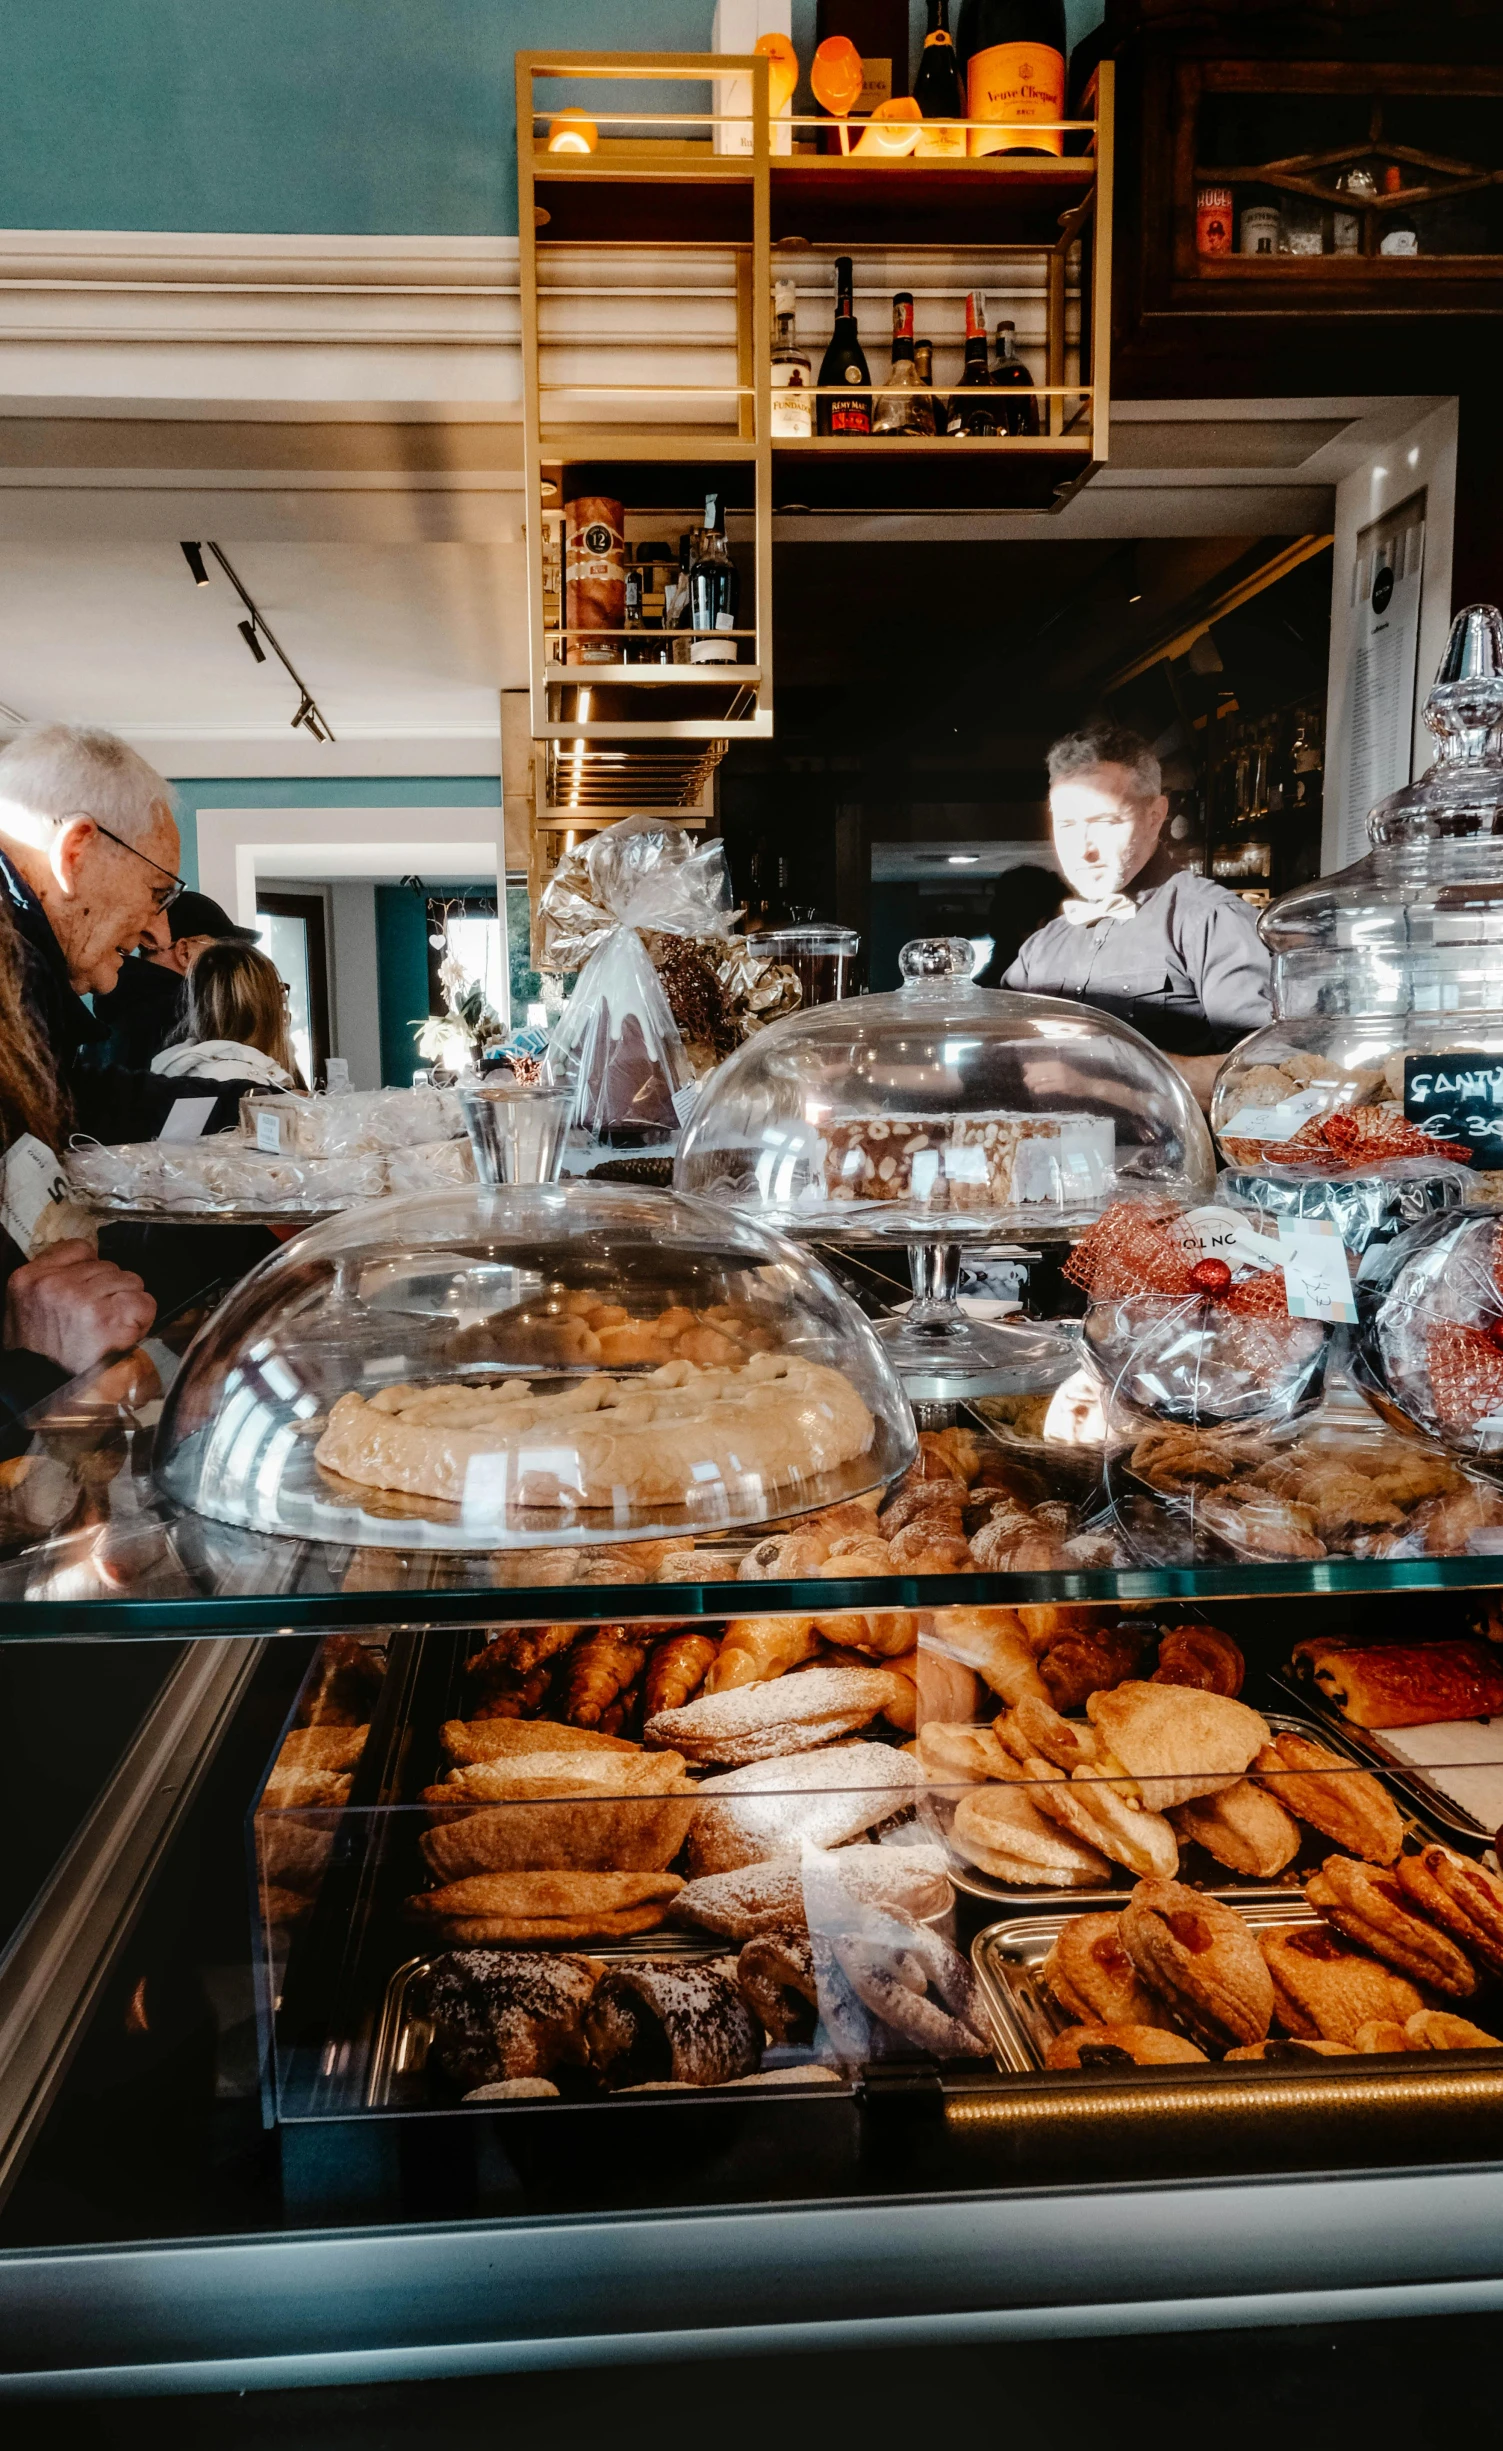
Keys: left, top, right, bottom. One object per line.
{"left": 255, "top": 889, "right": 331, "bottom": 1089}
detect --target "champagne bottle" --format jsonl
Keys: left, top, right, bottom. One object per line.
{"left": 956, "top": 0, "right": 1067, "bottom": 159}
{"left": 816, "top": 256, "right": 872, "bottom": 436}
{"left": 913, "top": 0, "right": 966, "bottom": 159}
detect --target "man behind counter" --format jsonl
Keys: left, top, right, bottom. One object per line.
{"left": 1004, "top": 718, "right": 1273, "bottom": 1108}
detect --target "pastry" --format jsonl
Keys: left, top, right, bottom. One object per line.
{"left": 1305, "top": 1857, "right": 1477, "bottom": 1997}
{"left": 818, "top": 1109, "right": 1113, "bottom": 1213}
{"left": 1289, "top": 1636, "right": 1503, "bottom": 1729}
{"left": 914, "top": 1721, "right": 1015, "bottom": 1782}
{"left": 1038, "top": 1620, "right": 1148, "bottom": 1713}
{"left": 830, "top": 1912, "right": 985, "bottom": 2057}
{"left": 261, "top": 1767, "right": 353, "bottom": 1810}
{"left": 815, "top": 1607, "right": 920, "bottom": 1660}
{"left": 1083, "top": 1683, "right": 1271, "bottom": 1809}
{"left": 1395, "top": 1844, "right": 1503, "bottom": 1978}
{"left": 314, "top": 1351, "right": 875, "bottom": 1515}
{"left": 466, "top": 1622, "right": 582, "bottom": 1692}
{"left": 1260, "top": 1921, "right": 1425, "bottom": 2045}
{"left": 1197, "top": 1492, "right": 1327, "bottom": 1561}
{"left": 273, "top": 1724, "right": 370, "bottom": 1774}
{"left": 584, "top": 1962, "right": 761, "bottom": 2090}
{"left": 644, "top": 1664, "right": 907, "bottom": 1766}
{"left": 562, "top": 1628, "right": 649, "bottom": 1729}
{"left": 258, "top": 1882, "right": 314, "bottom": 1927}
{"left": 1128, "top": 1425, "right": 1271, "bottom": 1496}
{"left": 1042, "top": 1913, "right": 1176, "bottom": 2028}
{"left": 926, "top": 1607, "right": 1050, "bottom": 1706}
{"left": 412, "top": 1948, "right": 602, "bottom": 2090}
{"left": 655, "top": 1548, "right": 739, "bottom": 1583}
{"left": 418, "top": 1752, "right": 698, "bottom": 1878}
{"left": 687, "top": 1744, "right": 923, "bottom": 1877}
{"left": 644, "top": 1631, "right": 720, "bottom": 1716}
{"left": 1001, "top": 1693, "right": 1100, "bottom": 1775}
{"left": 671, "top": 1844, "right": 951, "bottom": 1940}
{"left": 1224, "top": 2038, "right": 1357, "bottom": 2060}
{"left": 1171, "top": 1779, "right": 1302, "bottom": 1879}
{"left": 705, "top": 1616, "right": 820, "bottom": 1692}
{"left": 1045, "top": 2023, "right": 1207, "bottom": 2068}
{"left": 1047, "top": 1762, "right": 1180, "bottom": 1882}
{"left": 441, "top": 1717, "right": 641, "bottom": 1766}
{"left": 1405, "top": 2009, "right": 1503, "bottom": 2049}
{"left": 1251, "top": 1733, "right": 1404, "bottom": 1863}
{"left": 1119, "top": 1879, "right": 1275, "bottom": 2048}
{"left": 737, "top": 1931, "right": 819, "bottom": 2044}
{"left": 1353, "top": 2022, "right": 1416, "bottom": 2053}
{"left": 948, "top": 1783, "right": 1113, "bottom": 1888}
{"left": 968, "top": 1508, "right": 1066, "bottom": 1573}
{"left": 405, "top": 1869, "right": 683, "bottom": 1942}
{"left": 1152, "top": 1625, "right": 1244, "bottom": 1698}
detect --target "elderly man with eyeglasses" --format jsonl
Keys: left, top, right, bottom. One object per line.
{"left": 0, "top": 724, "right": 185, "bottom": 1132}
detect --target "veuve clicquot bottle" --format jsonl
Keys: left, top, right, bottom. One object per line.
{"left": 956, "top": 0, "right": 1068, "bottom": 159}
{"left": 816, "top": 256, "right": 872, "bottom": 436}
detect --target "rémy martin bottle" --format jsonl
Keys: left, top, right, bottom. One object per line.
{"left": 817, "top": 256, "right": 872, "bottom": 436}
{"left": 913, "top": 0, "right": 966, "bottom": 158}
{"left": 956, "top": 0, "right": 1068, "bottom": 159}
{"left": 872, "top": 292, "right": 934, "bottom": 435}
{"left": 946, "top": 292, "right": 1003, "bottom": 435}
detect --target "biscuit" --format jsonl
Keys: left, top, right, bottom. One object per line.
{"left": 1395, "top": 1845, "right": 1503, "bottom": 1978}
{"left": 1120, "top": 1879, "right": 1274, "bottom": 2048}
{"left": 1171, "top": 1778, "right": 1302, "bottom": 1880}
{"left": 1305, "top": 1856, "right": 1477, "bottom": 1998}
{"left": 1252, "top": 1733, "right": 1404, "bottom": 1865}
{"left": 1045, "top": 2022, "right": 1206, "bottom": 2068}
{"left": 1260, "top": 1921, "right": 1424, "bottom": 2045}
{"left": 1042, "top": 1912, "right": 1176, "bottom": 2028}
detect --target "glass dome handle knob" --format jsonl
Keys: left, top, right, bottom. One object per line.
{"left": 898, "top": 935, "right": 976, "bottom": 982}
{"left": 1425, "top": 603, "right": 1503, "bottom": 766}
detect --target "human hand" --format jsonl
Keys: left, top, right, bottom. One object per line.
{"left": 5, "top": 1241, "right": 156, "bottom": 1376}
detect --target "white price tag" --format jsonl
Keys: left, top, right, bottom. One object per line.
{"left": 1172, "top": 1204, "right": 1276, "bottom": 1274}
{"left": 324, "top": 1058, "right": 351, "bottom": 1096}
{"left": 670, "top": 1080, "right": 700, "bottom": 1127}
{"left": 1277, "top": 1217, "right": 1357, "bottom": 1323}
{"left": 1220, "top": 1085, "right": 1331, "bottom": 1144}
{"left": 255, "top": 1108, "right": 283, "bottom": 1154}
{"left": 157, "top": 1096, "right": 217, "bottom": 1144}
{"left": 0, "top": 1134, "right": 69, "bottom": 1255}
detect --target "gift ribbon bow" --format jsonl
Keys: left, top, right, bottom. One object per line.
{"left": 1264, "top": 1105, "right": 1473, "bottom": 1170}
{"left": 1064, "top": 1200, "right": 1289, "bottom": 1318}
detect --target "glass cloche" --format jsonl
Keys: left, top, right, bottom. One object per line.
{"left": 154, "top": 1182, "right": 916, "bottom": 1549}
{"left": 675, "top": 937, "right": 1215, "bottom": 1395}
{"left": 1212, "top": 604, "right": 1503, "bottom": 1199}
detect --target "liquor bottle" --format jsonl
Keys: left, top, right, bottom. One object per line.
{"left": 914, "top": 338, "right": 938, "bottom": 431}
{"left": 991, "top": 319, "right": 1039, "bottom": 435}
{"left": 770, "top": 278, "right": 814, "bottom": 439}
{"left": 956, "top": 0, "right": 1067, "bottom": 159}
{"left": 872, "top": 293, "right": 934, "bottom": 435}
{"left": 913, "top": 0, "right": 966, "bottom": 157}
{"left": 622, "top": 562, "right": 646, "bottom": 663}
{"left": 688, "top": 494, "right": 740, "bottom": 664}
{"left": 946, "top": 292, "right": 1002, "bottom": 435}
{"left": 816, "top": 256, "right": 872, "bottom": 436}
{"left": 814, "top": 0, "right": 911, "bottom": 121}
{"left": 666, "top": 532, "right": 694, "bottom": 663}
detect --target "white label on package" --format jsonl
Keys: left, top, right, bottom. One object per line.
{"left": 1171, "top": 1204, "right": 1276, "bottom": 1274}
{"left": 670, "top": 1080, "right": 700, "bottom": 1127}
{"left": 157, "top": 1096, "right": 217, "bottom": 1144}
{"left": 1220, "top": 1086, "right": 1331, "bottom": 1144}
{"left": 325, "top": 1058, "right": 351, "bottom": 1096}
{"left": 0, "top": 1134, "right": 68, "bottom": 1254}
{"left": 255, "top": 1108, "right": 282, "bottom": 1154}
{"left": 944, "top": 1145, "right": 989, "bottom": 1186}
{"left": 1277, "top": 1216, "right": 1357, "bottom": 1323}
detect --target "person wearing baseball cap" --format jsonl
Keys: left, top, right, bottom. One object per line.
{"left": 91, "top": 889, "right": 260, "bottom": 1072}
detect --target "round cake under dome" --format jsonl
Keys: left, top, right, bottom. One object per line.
{"left": 154, "top": 1182, "right": 915, "bottom": 1549}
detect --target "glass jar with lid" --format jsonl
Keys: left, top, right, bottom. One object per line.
{"left": 1211, "top": 604, "right": 1503, "bottom": 1204}
{"left": 675, "top": 936, "right": 1215, "bottom": 1396}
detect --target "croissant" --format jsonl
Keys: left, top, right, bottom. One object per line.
{"left": 563, "top": 1628, "right": 649, "bottom": 1728}
{"left": 470, "top": 1659, "right": 560, "bottom": 1721}
{"left": 704, "top": 1615, "right": 819, "bottom": 1692}
{"left": 1153, "top": 1623, "right": 1245, "bottom": 1697}
{"left": 1038, "top": 1622, "right": 1148, "bottom": 1713}
{"left": 645, "top": 1631, "right": 721, "bottom": 1717}
{"left": 812, "top": 1606, "right": 916, "bottom": 1659}
{"left": 467, "top": 1621, "right": 581, "bottom": 1689}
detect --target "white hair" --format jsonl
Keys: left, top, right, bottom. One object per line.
{"left": 0, "top": 724, "right": 174, "bottom": 846}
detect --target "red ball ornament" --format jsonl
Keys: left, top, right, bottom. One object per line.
{"left": 1189, "top": 1256, "right": 1233, "bottom": 1296}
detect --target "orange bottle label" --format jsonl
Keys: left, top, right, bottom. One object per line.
{"left": 967, "top": 41, "right": 1065, "bottom": 157}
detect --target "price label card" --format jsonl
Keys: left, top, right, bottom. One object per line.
{"left": 1172, "top": 1204, "right": 1277, "bottom": 1274}
{"left": 1220, "top": 1085, "right": 1331, "bottom": 1144}
{"left": 255, "top": 1108, "right": 283, "bottom": 1154}
{"left": 157, "top": 1096, "right": 217, "bottom": 1144}
{"left": 1277, "top": 1216, "right": 1357, "bottom": 1323}
{"left": 324, "top": 1057, "right": 351, "bottom": 1096}
{"left": 0, "top": 1134, "right": 68, "bottom": 1255}
{"left": 1403, "top": 1052, "right": 1503, "bottom": 1170}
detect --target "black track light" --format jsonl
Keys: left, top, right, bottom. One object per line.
{"left": 187, "top": 540, "right": 333, "bottom": 740}
{"left": 238, "top": 618, "right": 266, "bottom": 664}
{"left": 181, "top": 541, "right": 210, "bottom": 587}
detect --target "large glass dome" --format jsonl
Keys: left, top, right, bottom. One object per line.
{"left": 675, "top": 937, "right": 1216, "bottom": 1241}
{"left": 155, "top": 1183, "right": 915, "bottom": 1549}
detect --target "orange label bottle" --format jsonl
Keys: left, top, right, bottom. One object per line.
{"left": 967, "top": 41, "right": 1065, "bottom": 157}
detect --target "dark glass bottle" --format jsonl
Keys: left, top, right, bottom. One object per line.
{"left": 872, "top": 292, "right": 933, "bottom": 435}
{"left": 816, "top": 256, "right": 872, "bottom": 436}
{"left": 622, "top": 562, "right": 645, "bottom": 663}
{"left": 991, "top": 319, "right": 1039, "bottom": 434}
{"left": 956, "top": 0, "right": 1067, "bottom": 159}
{"left": 913, "top": 0, "right": 966, "bottom": 158}
{"left": 688, "top": 493, "right": 740, "bottom": 664}
{"left": 946, "top": 291, "right": 1002, "bottom": 435}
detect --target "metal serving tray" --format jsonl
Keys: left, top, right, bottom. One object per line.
{"left": 1270, "top": 1670, "right": 1497, "bottom": 1845}
{"left": 935, "top": 1709, "right": 1459, "bottom": 1915}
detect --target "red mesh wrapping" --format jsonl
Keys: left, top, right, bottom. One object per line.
{"left": 1265, "top": 1106, "right": 1472, "bottom": 1170}
{"left": 1064, "top": 1200, "right": 1288, "bottom": 1316}
{"left": 1422, "top": 1220, "right": 1503, "bottom": 1438}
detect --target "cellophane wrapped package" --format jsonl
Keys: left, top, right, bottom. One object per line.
{"left": 384, "top": 1136, "right": 476, "bottom": 1195}
{"left": 239, "top": 1086, "right": 464, "bottom": 1157}
{"left": 800, "top": 1837, "right": 986, "bottom": 2072}
{"left": 1218, "top": 1109, "right": 1475, "bottom": 1263}
{"left": 66, "top": 1141, "right": 387, "bottom": 1215}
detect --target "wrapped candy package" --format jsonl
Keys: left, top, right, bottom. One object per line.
{"left": 1219, "top": 1109, "right": 1474, "bottom": 1261}
{"left": 239, "top": 1086, "right": 464, "bottom": 1157}
{"left": 1069, "top": 1199, "right": 1332, "bottom": 1430}
{"left": 384, "top": 1138, "right": 476, "bottom": 1196}
{"left": 1354, "top": 1209, "right": 1503, "bottom": 1473}
{"left": 67, "top": 1141, "right": 390, "bottom": 1216}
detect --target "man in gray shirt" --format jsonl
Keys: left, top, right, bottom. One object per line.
{"left": 1004, "top": 717, "right": 1272, "bottom": 1107}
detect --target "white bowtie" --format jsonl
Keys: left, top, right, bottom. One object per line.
{"left": 1059, "top": 893, "right": 1137, "bottom": 927}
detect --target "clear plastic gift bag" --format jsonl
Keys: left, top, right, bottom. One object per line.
{"left": 538, "top": 814, "right": 736, "bottom": 976}
{"left": 800, "top": 1836, "right": 986, "bottom": 2072}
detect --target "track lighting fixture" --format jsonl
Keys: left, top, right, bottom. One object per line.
{"left": 184, "top": 540, "right": 334, "bottom": 741}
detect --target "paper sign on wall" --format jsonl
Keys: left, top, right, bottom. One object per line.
{"left": 1277, "top": 1216, "right": 1358, "bottom": 1323}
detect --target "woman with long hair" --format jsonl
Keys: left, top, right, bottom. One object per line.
{"left": 151, "top": 941, "right": 308, "bottom": 1093}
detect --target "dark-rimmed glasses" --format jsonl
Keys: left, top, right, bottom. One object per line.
{"left": 87, "top": 821, "right": 186, "bottom": 913}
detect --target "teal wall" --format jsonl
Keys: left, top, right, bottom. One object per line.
{"left": 1, "top": 0, "right": 1106, "bottom": 237}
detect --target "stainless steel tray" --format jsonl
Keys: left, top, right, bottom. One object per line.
{"left": 1270, "top": 1670, "right": 1497, "bottom": 1845}
{"left": 934, "top": 1708, "right": 1459, "bottom": 1915}
{"left": 972, "top": 1897, "right": 1328, "bottom": 2076}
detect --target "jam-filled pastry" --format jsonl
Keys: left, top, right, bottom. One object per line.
{"left": 1395, "top": 1844, "right": 1503, "bottom": 1979}
{"left": 411, "top": 1948, "right": 603, "bottom": 2091}
{"left": 831, "top": 1913, "right": 986, "bottom": 2058}
{"left": 1084, "top": 1683, "right": 1270, "bottom": 1809}
{"left": 1353, "top": 2020, "right": 1416, "bottom": 2053}
{"left": 1405, "top": 2009, "right": 1503, "bottom": 2050}
{"left": 1259, "top": 1922, "right": 1424, "bottom": 2046}
{"left": 737, "top": 1931, "right": 819, "bottom": 2045}
{"left": 1042, "top": 1913, "right": 1176, "bottom": 2029}
{"left": 1045, "top": 2022, "right": 1206, "bottom": 2069}
{"left": 1171, "top": 1778, "right": 1302, "bottom": 1880}
{"left": 1119, "top": 1879, "right": 1275, "bottom": 2049}
{"left": 1252, "top": 1732, "right": 1404, "bottom": 1865}
{"left": 1305, "top": 1855, "right": 1478, "bottom": 1998}
{"left": 1224, "top": 2037, "right": 1356, "bottom": 2060}
{"left": 584, "top": 1962, "right": 761, "bottom": 2090}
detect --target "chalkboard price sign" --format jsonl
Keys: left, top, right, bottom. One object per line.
{"left": 1403, "top": 1053, "right": 1503, "bottom": 1169}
